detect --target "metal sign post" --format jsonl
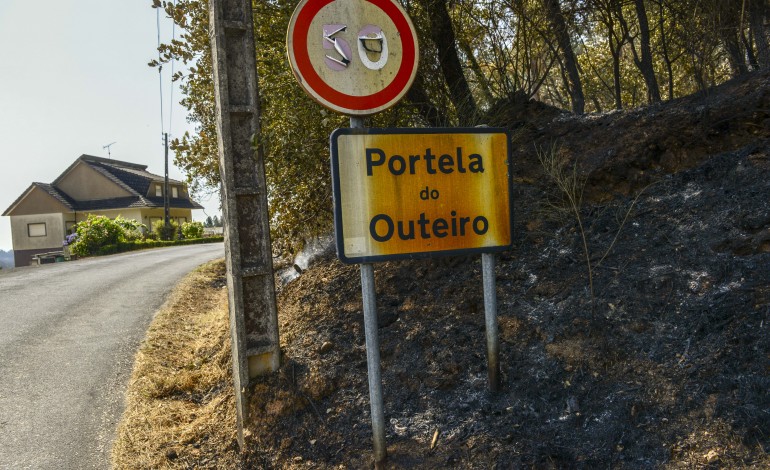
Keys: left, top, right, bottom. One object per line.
{"left": 482, "top": 252, "right": 500, "bottom": 392}
{"left": 351, "top": 116, "right": 388, "bottom": 465}
{"left": 361, "top": 261, "right": 386, "bottom": 463}
{"left": 209, "top": 0, "right": 281, "bottom": 448}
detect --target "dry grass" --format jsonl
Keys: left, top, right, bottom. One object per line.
{"left": 111, "top": 260, "right": 242, "bottom": 469}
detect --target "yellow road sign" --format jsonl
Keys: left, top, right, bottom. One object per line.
{"left": 331, "top": 128, "right": 512, "bottom": 263}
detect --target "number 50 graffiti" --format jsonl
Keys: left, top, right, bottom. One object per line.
{"left": 323, "top": 24, "right": 389, "bottom": 71}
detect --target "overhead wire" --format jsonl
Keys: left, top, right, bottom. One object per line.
{"left": 168, "top": 0, "right": 176, "bottom": 137}
{"left": 156, "top": 2, "right": 178, "bottom": 141}
{"left": 156, "top": 5, "right": 165, "bottom": 136}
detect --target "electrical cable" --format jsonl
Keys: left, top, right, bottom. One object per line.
{"left": 168, "top": 0, "right": 176, "bottom": 137}
{"left": 156, "top": 5, "right": 165, "bottom": 136}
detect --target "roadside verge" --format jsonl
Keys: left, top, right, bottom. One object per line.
{"left": 111, "top": 260, "right": 241, "bottom": 468}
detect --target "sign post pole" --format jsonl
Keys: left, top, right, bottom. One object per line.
{"left": 352, "top": 116, "right": 387, "bottom": 466}
{"left": 482, "top": 252, "right": 500, "bottom": 392}
{"left": 361, "top": 262, "right": 387, "bottom": 465}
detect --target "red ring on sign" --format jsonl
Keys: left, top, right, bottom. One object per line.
{"left": 291, "top": 0, "right": 417, "bottom": 113}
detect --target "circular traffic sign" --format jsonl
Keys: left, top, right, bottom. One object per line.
{"left": 287, "top": 0, "right": 419, "bottom": 116}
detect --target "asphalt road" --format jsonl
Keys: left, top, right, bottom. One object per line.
{"left": 0, "top": 243, "right": 224, "bottom": 469}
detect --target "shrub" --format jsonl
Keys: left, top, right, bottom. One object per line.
{"left": 69, "top": 215, "right": 125, "bottom": 256}
{"left": 153, "top": 219, "right": 179, "bottom": 241}
{"left": 63, "top": 232, "right": 78, "bottom": 247}
{"left": 66, "top": 216, "right": 221, "bottom": 257}
{"left": 181, "top": 221, "right": 204, "bottom": 239}
{"left": 114, "top": 216, "right": 146, "bottom": 241}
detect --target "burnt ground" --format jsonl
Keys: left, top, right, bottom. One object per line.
{"left": 236, "top": 71, "right": 770, "bottom": 469}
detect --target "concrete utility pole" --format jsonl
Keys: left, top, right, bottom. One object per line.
{"left": 163, "top": 132, "right": 170, "bottom": 231}
{"left": 208, "top": 0, "right": 281, "bottom": 448}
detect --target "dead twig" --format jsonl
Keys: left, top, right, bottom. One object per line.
{"left": 596, "top": 181, "right": 658, "bottom": 268}
{"left": 677, "top": 337, "right": 691, "bottom": 367}
{"left": 537, "top": 143, "right": 594, "bottom": 308}
{"left": 299, "top": 392, "right": 325, "bottom": 422}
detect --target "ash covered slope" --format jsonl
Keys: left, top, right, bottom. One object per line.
{"left": 502, "top": 70, "right": 770, "bottom": 202}
{"left": 242, "top": 72, "right": 770, "bottom": 468}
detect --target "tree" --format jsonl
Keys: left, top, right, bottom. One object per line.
{"left": 714, "top": 0, "right": 748, "bottom": 77}
{"left": 631, "top": 0, "right": 662, "bottom": 103}
{"left": 416, "top": 0, "right": 480, "bottom": 125}
{"left": 750, "top": 0, "right": 770, "bottom": 69}
{"left": 543, "top": 0, "right": 585, "bottom": 114}
{"left": 655, "top": 0, "right": 678, "bottom": 101}
{"left": 590, "top": 0, "right": 630, "bottom": 109}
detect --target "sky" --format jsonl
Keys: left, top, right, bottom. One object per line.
{"left": 0, "top": 0, "right": 220, "bottom": 251}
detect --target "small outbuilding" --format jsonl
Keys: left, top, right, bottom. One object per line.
{"left": 2, "top": 154, "right": 203, "bottom": 267}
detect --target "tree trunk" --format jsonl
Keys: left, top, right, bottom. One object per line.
{"left": 633, "top": 0, "right": 661, "bottom": 103}
{"left": 743, "top": 30, "right": 760, "bottom": 69}
{"left": 611, "top": 46, "right": 622, "bottom": 109}
{"left": 718, "top": 1, "right": 748, "bottom": 77}
{"left": 657, "top": 0, "right": 674, "bottom": 100}
{"left": 406, "top": 75, "right": 451, "bottom": 127}
{"left": 421, "top": 0, "right": 479, "bottom": 125}
{"left": 543, "top": 0, "right": 585, "bottom": 114}
{"left": 722, "top": 33, "right": 749, "bottom": 76}
{"left": 459, "top": 39, "right": 495, "bottom": 107}
{"left": 750, "top": 0, "right": 770, "bottom": 69}
{"left": 595, "top": 0, "right": 625, "bottom": 109}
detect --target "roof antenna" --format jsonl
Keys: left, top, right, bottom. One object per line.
{"left": 103, "top": 141, "right": 117, "bottom": 159}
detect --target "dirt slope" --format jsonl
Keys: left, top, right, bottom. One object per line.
{"left": 232, "top": 71, "right": 770, "bottom": 468}
{"left": 114, "top": 71, "right": 770, "bottom": 469}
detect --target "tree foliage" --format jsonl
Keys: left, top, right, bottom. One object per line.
{"left": 152, "top": 0, "right": 768, "bottom": 253}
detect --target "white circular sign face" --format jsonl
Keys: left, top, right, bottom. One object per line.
{"left": 287, "top": 0, "right": 419, "bottom": 116}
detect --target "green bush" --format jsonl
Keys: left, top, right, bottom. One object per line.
{"left": 70, "top": 215, "right": 125, "bottom": 256}
{"left": 152, "top": 219, "right": 179, "bottom": 241}
{"left": 181, "top": 221, "right": 204, "bottom": 239}
{"left": 114, "top": 216, "right": 146, "bottom": 241}
{"left": 69, "top": 215, "right": 221, "bottom": 257}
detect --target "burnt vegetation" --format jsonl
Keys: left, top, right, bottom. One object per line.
{"left": 238, "top": 71, "right": 770, "bottom": 468}
{"left": 114, "top": 70, "right": 770, "bottom": 470}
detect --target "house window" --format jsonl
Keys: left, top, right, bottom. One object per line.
{"left": 177, "top": 217, "right": 187, "bottom": 224}
{"left": 28, "top": 223, "right": 47, "bottom": 237}
{"left": 171, "top": 186, "right": 178, "bottom": 198}
{"left": 155, "top": 184, "right": 162, "bottom": 197}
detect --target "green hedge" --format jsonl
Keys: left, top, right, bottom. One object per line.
{"left": 95, "top": 236, "right": 224, "bottom": 256}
